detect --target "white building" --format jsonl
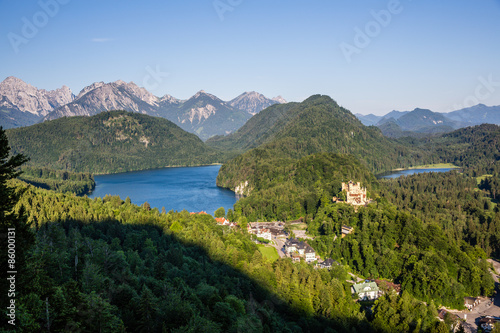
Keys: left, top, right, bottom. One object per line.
{"left": 352, "top": 282, "right": 380, "bottom": 300}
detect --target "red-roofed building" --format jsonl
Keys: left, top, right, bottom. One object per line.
{"left": 215, "top": 217, "right": 230, "bottom": 226}
{"left": 190, "top": 211, "right": 208, "bottom": 215}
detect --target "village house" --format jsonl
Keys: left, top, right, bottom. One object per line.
{"left": 437, "top": 309, "right": 461, "bottom": 331}
{"left": 215, "top": 217, "right": 230, "bottom": 226}
{"left": 480, "top": 317, "right": 498, "bottom": 332}
{"left": 255, "top": 227, "right": 272, "bottom": 241}
{"left": 341, "top": 225, "right": 354, "bottom": 238}
{"left": 285, "top": 239, "right": 300, "bottom": 254}
{"left": 190, "top": 211, "right": 208, "bottom": 215}
{"left": 304, "top": 246, "right": 316, "bottom": 263}
{"left": 317, "top": 258, "right": 339, "bottom": 270}
{"left": 268, "top": 227, "right": 287, "bottom": 240}
{"left": 352, "top": 281, "right": 380, "bottom": 301}
{"left": 337, "top": 181, "right": 368, "bottom": 206}
{"left": 248, "top": 224, "right": 273, "bottom": 241}
{"left": 285, "top": 239, "right": 317, "bottom": 263}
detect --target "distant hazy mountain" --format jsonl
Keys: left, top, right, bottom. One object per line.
{"left": 161, "top": 90, "right": 252, "bottom": 140}
{"left": 1, "top": 76, "right": 284, "bottom": 140}
{"left": 356, "top": 104, "right": 500, "bottom": 138}
{"left": 381, "top": 110, "right": 409, "bottom": 121}
{"left": 445, "top": 104, "right": 500, "bottom": 126}
{"left": 0, "top": 76, "right": 74, "bottom": 128}
{"left": 377, "top": 108, "right": 459, "bottom": 134}
{"left": 228, "top": 91, "right": 285, "bottom": 115}
{"left": 355, "top": 113, "right": 382, "bottom": 126}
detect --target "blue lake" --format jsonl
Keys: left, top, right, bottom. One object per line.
{"left": 379, "top": 168, "right": 458, "bottom": 179}
{"left": 89, "top": 165, "right": 237, "bottom": 215}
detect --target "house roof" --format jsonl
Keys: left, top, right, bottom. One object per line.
{"left": 341, "top": 225, "right": 354, "bottom": 234}
{"left": 479, "top": 317, "right": 497, "bottom": 324}
{"left": 352, "top": 282, "right": 379, "bottom": 294}
{"left": 322, "top": 258, "right": 334, "bottom": 266}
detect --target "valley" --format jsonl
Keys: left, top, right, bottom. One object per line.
{"left": 1, "top": 93, "right": 499, "bottom": 333}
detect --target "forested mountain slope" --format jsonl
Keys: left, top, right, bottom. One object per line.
{"left": 216, "top": 95, "right": 426, "bottom": 196}
{"left": 6, "top": 111, "right": 225, "bottom": 174}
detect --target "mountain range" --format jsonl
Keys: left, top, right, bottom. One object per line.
{"left": 0, "top": 76, "right": 285, "bottom": 140}
{"left": 356, "top": 105, "right": 500, "bottom": 138}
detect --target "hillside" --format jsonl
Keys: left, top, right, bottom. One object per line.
{"left": 402, "top": 123, "right": 500, "bottom": 170}
{"left": 215, "top": 95, "right": 425, "bottom": 194}
{"left": 206, "top": 102, "right": 299, "bottom": 151}
{"left": 6, "top": 111, "right": 225, "bottom": 174}
{"left": 229, "top": 152, "right": 379, "bottom": 221}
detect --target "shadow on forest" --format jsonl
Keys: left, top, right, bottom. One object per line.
{"left": 33, "top": 217, "right": 370, "bottom": 333}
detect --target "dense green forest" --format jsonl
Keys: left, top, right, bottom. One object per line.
{"left": 2, "top": 179, "right": 449, "bottom": 332}
{"left": 380, "top": 171, "right": 500, "bottom": 257}
{"left": 215, "top": 95, "right": 428, "bottom": 190}
{"left": 308, "top": 199, "right": 495, "bottom": 309}
{"left": 2, "top": 101, "right": 499, "bottom": 332}
{"left": 18, "top": 167, "right": 95, "bottom": 195}
{"left": 227, "top": 152, "right": 378, "bottom": 221}
{"left": 5, "top": 111, "right": 228, "bottom": 174}
{"left": 212, "top": 107, "right": 500, "bottom": 317}
{"left": 397, "top": 124, "right": 500, "bottom": 171}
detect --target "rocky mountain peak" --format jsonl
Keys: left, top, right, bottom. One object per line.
{"left": 0, "top": 76, "right": 75, "bottom": 116}
{"left": 160, "top": 94, "right": 182, "bottom": 105}
{"left": 229, "top": 91, "right": 284, "bottom": 115}
{"left": 76, "top": 82, "right": 106, "bottom": 99}
{"left": 272, "top": 96, "right": 287, "bottom": 104}
{"left": 113, "top": 79, "right": 127, "bottom": 86}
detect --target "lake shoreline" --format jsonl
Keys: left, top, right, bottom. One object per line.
{"left": 92, "top": 163, "right": 224, "bottom": 176}
{"left": 379, "top": 166, "right": 460, "bottom": 179}
{"left": 391, "top": 163, "right": 459, "bottom": 172}
{"left": 89, "top": 165, "right": 237, "bottom": 215}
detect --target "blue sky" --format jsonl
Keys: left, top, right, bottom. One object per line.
{"left": 1, "top": 0, "right": 499, "bottom": 115}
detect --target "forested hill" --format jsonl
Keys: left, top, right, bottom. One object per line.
{"left": 206, "top": 102, "right": 299, "bottom": 151}
{"left": 6, "top": 111, "right": 226, "bottom": 174}
{"left": 399, "top": 123, "right": 500, "bottom": 172}
{"left": 215, "top": 95, "right": 425, "bottom": 195}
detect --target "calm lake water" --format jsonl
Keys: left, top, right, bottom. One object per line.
{"left": 378, "top": 168, "right": 458, "bottom": 179}
{"left": 89, "top": 165, "right": 237, "bottom": 215}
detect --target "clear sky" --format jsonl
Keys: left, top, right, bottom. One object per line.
{"left": 1, "top": 0, "right": 499, "bottom": 115}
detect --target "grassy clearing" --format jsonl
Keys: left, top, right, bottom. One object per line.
{"left": 289, "top": 223, "right": 308, "bottom": 230}
{"left": 408, "top": 163, "right": 459, "bottom": 170}
{"left": 257, "top": 244, "right": 280, "bottom": 262}
{"left": 476, "top": 174, "right": 493, "bottom": 185}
